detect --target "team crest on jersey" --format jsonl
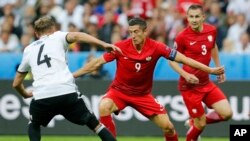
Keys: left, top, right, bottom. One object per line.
{"left": 146, "top": 56, "right": 152, "bottom": 61}
{"left": 208, "top": 35, "right": 213, "bottom": 42}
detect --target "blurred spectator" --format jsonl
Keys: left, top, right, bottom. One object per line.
{"left": 127, "top": 0, "right": 154, "bottom": 19}
{"left": 227, "top": 0, "right": 250, "bottom": 25}
{"left": 221, "top": 38, "right": 235, "bottom": 54}
{"left": 68, "top": 23, "right": 80, "bottom": 52}
{"left": 48, "top": 0, "right": 63, "bottom": 21}
{"left": 206, "top": 1, "right": 227, "bottom": 50}
{"left": 98, "top": 10, "right": 117, "bottom": 43}
{"left": 18, "top": 33, "right": 34, "bottom": 51}
{"left": 80, "top": 23, "right": 102, "bottom": 52}
{"left": 0, "top": 21, "right": 20, "bottom": 52}
{"left": 82, "top": 2, "right": 98, "bottom": 30}
{"left": 167, "top": 6, "right": 184, "bottom": 47}
{"left": 176, "top": 0, "right": 202, "bottom": 17}
{"left": 57, "top": 0, "right": 83, "bottom": 31}
{"left": 232, "top": 32, "right": 250, "bottom": 54}
{"left": 2, "top": 13, "right": 22, "bottom": 38}
{"left": 147, "top": 8, "right": 167, "bottom": 42}
{"left": 226, "top": 13, "right": 248, "bottom": 44}
{"left": 35, "top": 0, "right": 52, "bottom": 18}
{"left": 111, "top": 32, "right": 122, "bottom": 44}
{"left": 19, "top": 6, "right": 36, "bottom": 31}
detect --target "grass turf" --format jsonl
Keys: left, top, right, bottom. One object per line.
{"left": 0, "top": 135, "right": 229, "bottom": 141}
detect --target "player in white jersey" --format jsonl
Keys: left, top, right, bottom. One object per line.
{"left": 12, "top": 16, "right": 119, "bottom": 141}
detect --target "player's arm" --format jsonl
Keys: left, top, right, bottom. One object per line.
{"left": 212, "top": 44, "right": 226, "bottom": 83}
{"left": 12, "top": 72, "right": 33, "bottom": 98}
{"left": 169, "top": 60, "right": 199, "bottom": 84}
{"left": 66, "top": 32, "right": 121, "bottom": 54}
{"left": 73, "top": 56, "right": 107, "bottom": 78}
{"left": 173, "top": 51, "right": 224, "bottom": 75}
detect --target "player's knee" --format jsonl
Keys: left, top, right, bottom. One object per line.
{"left": 221, "top": 110, "right": 233, "bottom": 121}
{"left": 162, "top": 123, "right": 175, "bottom": 135}
{"left": 195, "top": 120, "right": 206, "bottom": 129}
{"left": 99, "top": 99, "right": 114, "bottom": 116}
{"left": 163, "top": 125, "right": 175, "bottom": 135}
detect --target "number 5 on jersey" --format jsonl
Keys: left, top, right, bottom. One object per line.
{"left": 37, "top": 44, "right": 51, "bottom": 68}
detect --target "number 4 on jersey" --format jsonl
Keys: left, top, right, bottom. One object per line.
{"left": 37, "top": 44, "right": 51, "bottom": 68}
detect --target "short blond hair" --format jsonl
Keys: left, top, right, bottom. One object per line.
{"left": 34, "top": 16, "right": 56, "bottom": 35}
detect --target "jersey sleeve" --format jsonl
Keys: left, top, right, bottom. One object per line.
{"left": 103, "top": 52, "right": 116, "bottom": 62}
{"left": 174, "top": 33, "right": 185, "bottom": 53}
{"left": 54, "top": 31, "right": 69, "bottom": 49}
{"left": 103, "top": 42, "right": 121, "bottom": 62}
{"left": 157, "top": 42, "right": 177, "bottom": 61}
{"left": 17, "top": 49, "right": 30, "bottom": 73}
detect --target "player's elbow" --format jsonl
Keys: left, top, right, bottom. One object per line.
{"left": 12, "top": 81, "right": 20, "bottom": 89}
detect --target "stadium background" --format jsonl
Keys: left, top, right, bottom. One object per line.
{"left": 0, "top": 0, "right": 250, "bottom": 140}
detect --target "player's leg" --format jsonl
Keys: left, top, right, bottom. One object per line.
{"left": 186, "top": 114, "right": 206, "bottom": 141}
{"left": 28, "top": 122, "right": 41, "bottom": 141}
{"left": 150, "top": 114, "right": 178, "bottom": 141}
{"left": 28, "top": 99, "right": 55, "bottom": 141}
{"left": 99, "top": 88, "right": 126, "bottom": 137}
{"left": 62, "top": 93, "right": 116, "bottom": 141}
{"left": 99, "top": 98, "right": 118, "bottom": 137}
{"left": 130, "top": 93, "right": 178, "bottom": 141}
{"left": 204, "top": 87, "right": 233, "bottom": 124}
{"left": 181, "top": 90, "right": 206, "bottom": 141}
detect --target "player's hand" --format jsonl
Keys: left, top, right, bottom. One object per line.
{"left": 103, "top": 43, "right": 122, "bottom": 54}
{"left": 184, "top": 73, "right": 199, "bottom": 84}
{"left": 217, "top": 73, "right": 226, "bottom": 83}
{"left": 210, "top": 66, "right": 225, "bottom": 75}
{"left": 24, "top": 90, "right": 33, "bottom": 99}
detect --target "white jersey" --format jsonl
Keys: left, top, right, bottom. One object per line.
{"left": 18, "top": 31, "right": 78, "bottom": 100}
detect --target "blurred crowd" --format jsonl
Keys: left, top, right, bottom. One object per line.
{"left": 1, "top": 0, "right": 250, "bottom": 54}
{"left": 1, "top": 0, "right": 250, "bottom": 80}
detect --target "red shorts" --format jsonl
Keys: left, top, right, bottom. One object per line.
{"left": 181, "top": 83, "right": 226, "bottom": 118}
{"left": 102, "top": 88, "right": 167, "bottom": 117}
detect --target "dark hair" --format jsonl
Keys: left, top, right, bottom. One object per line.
{"left": 187, "top": 4, "right": 204, "bottom": 14}
{"left": 34, "top": 16, "right": 56, "bottom": 34}
{"left": 128, "top": 18, "right": 147, "bottom": 30}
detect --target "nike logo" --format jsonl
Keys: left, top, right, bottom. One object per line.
{"left": 190, "top": 41, "right": 197, "bottom": 45}
{"left": 123, "top": 57, "right": 128, "bottom": 59}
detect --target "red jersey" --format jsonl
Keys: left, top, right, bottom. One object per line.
{"left": 103, "top": 38, "right": 177, "bottom": 95}
{"left": 174, "top": 23, "right": 217, "bottom": 91}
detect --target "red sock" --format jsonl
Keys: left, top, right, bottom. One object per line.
{"left": 206, "top": 111, "right": 224, "bottom": 124}
{"left": 164, "top": 132, "right": 178, "bottom": 141}
{"left": 186, "top": 126, "right": 202, "bottom": 141}
{"left": 100, "top": 115, "right": 116, "bottom": 137}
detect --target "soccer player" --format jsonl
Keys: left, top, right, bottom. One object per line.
{"left": 12, "top": 16, "right": 119, "bottom": 141}
{"left": 169, "top": 5, "right": 233, "bottom": 141}
{"left": 73, "top": 17, "right": 225, "bottom": 141}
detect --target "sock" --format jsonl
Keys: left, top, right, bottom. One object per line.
{"left": 28, "top": 122, "right": 41, "bottom": 141}
{"left": 96, "top": 124, "right": 116, "bottom": 141}
{"left": 186, "top": 125, "right": 203, "bottom": 141}
{"left": 206, "top": 111, "right": 224, "bottom": 124}
{"left": 100, "top": 115, "right": 116, "bottom": 137}
{"left": 164, "top": 132, "right": 178, "bottom": 141}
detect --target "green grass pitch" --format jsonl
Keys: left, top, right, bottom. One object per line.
{"left": 0, "top": 135, "right": 228, "bottom": 141}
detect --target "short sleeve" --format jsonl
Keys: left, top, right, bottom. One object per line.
{"left": 18, "top": 50, "right": 30, "bottom": 73}
{"left": 174, "top": 34, "right": 185, "bottom": 53}
{"left": 103, "top": 52, "right": 116, "bottom": 62}
{"left": 53, "top": 31, "right": 69, "bottom": 49}
{"left": 157, "top": 42, "right": 177, "bottom": 61}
